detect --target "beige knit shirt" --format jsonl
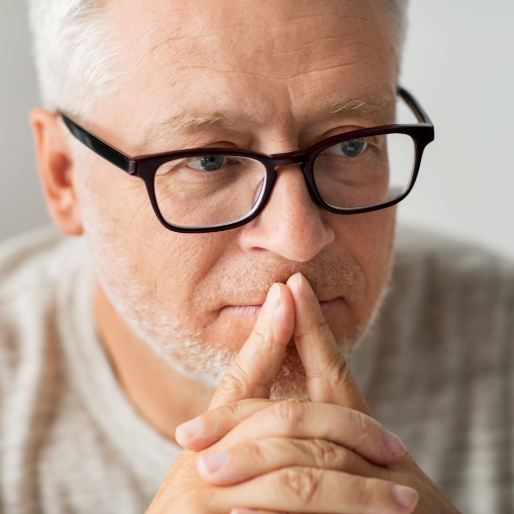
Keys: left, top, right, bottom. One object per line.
{"left": 0, "top": 225, "right": 513, "bottom": 513}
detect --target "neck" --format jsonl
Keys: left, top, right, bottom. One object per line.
{"left": 93, "top": 282, "right": 213, "bottom": 441}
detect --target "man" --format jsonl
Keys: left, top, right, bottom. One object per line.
{"left": 1, "top": 0, "right": 512, "bottom": 512}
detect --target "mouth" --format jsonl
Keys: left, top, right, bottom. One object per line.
{"left": 222, "top": 297, "right": 342, "bottom": 318}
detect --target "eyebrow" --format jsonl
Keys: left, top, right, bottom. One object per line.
{"left": 143, "top": 94, "right": 393, "bottom": 148}
{"left": 158, "top": 113, "right": 226, "bottom": 134}
{"left": 329, "top": 96, "right": 390, "bottom": 116}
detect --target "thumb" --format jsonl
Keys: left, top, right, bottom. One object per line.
{"left": 287, "top": 272, "right": 371, "bottom": 415}
{"left": 208, "top": 283, "right": 294, "bottom": 410}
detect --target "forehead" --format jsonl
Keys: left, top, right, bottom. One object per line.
{"left": 104, "top": 0, "right": 396, "bottom": 147}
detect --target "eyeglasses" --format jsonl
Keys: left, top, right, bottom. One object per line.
{"left": 60, "top": 87, "right": 434, "bottom": 233}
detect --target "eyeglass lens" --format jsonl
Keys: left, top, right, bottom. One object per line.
{"left": 313, "top": 133, "right": 415, "bottom": 209}
{"left": 154, "top": 155, "right": 267, "bottom": 229}
{"left": 153, "top": 133, "right": 416, "bottom": 229}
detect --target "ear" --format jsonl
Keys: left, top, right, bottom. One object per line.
{"left": 30, "top": 108, "right": 84, "bottom": 236}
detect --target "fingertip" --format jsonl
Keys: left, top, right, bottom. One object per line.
{"left": 261, "top": 282, "right": 294, "bottom": 330}
{"left": 175, "top": 416, "right": 208, "bottom": 450}
{"left": 287, "top": 272, "right": 316, "bottom": 302}
{"left": 285, "top": 271, "right": 302, "bottom": 293}
{"left": 176, "top": 416, "right": 202, "bottom": 437}
{"left": 287, "top": 274, "right": 325, "bottom": 334}
{"left": 197, "top": 451, "right": 229, "bottom": 481}
{"left": 384, "top": 430, "right": 407, "bottom": 459}
{"left": 392, "top": 484, "right": 419, "bottom": 511}
{"left": 261, "top": 282, "right": 281, "bottom": 314}
{"left": 278, "top": 282, "right": 295, "bottom": 330}
{"left": 299, "top": 273, "right": 316, "bottom": 299}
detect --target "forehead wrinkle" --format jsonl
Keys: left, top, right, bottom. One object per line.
{"left": 147, "top": 11, "right": 356, "bottom": 50}
{"left": 175, "top": 60, "right": 363, "bottom": 84}
{"left": 150, "top": 27, "right": 358, "bottom": 57}
{"left": 148, "top": 25, "right": 261, "bottom": 56}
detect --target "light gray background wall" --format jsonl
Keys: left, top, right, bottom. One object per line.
{"left": 1, "top": 1, "right": 514, "bottom": 257}
{"left": 0, "top": 0, "right": 45, "bottom": 241}
{"left": 398, "top": 1, "right": 514, "bottom": 259}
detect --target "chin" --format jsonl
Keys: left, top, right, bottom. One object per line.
{"left": 269, "top": 345, "right": 310, "bottom": 400}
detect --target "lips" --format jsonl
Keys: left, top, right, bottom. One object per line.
{"left": 221, "top": 297, "right": 342, "bottom": 318}
{"left": 223, "top": 304, "right": 263, "bottom": 316}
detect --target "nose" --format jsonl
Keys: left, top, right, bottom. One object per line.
{"left": 239, "top": 164, "right": 335, "bottom": 262}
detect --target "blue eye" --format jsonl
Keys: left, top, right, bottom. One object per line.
{"left": 189, "top": 156, "right": 226, "bottom": 171}
{"left": 339, "top": 140, "right": 367, "bottom": 157}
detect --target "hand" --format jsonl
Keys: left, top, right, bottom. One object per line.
{"left": 148, "top": 279, "right": 409, "bottom": 513}
{"left": 148, "top": 275, "right": 459, "bottom": 513}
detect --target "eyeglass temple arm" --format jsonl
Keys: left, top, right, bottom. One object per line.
{"left": 398, "top": 87, "right": 433, "bottom": 125}
{"left": 60, "top": 112, "right": 132, "bottom": 173}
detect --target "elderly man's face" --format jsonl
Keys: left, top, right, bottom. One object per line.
{"left": 77, "top": 0, "right": 397, "bottom": 390}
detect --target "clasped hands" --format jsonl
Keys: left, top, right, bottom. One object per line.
{"left": 149, "top": 273, "right": 459, "bottom": 514}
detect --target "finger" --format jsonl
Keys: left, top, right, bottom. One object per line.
{"left": 231, "top": 510, "right": 282, "bottom": 514}
{"left": 197, "top": 437, "right": 386, "bottom": 485}
{"left": 217, "top": 467, "right": 419, "bottom": 514}
{"left": 215, "top": 401, "right": 406, "bottom": 466}
{"left": 176, "top": 398, "right": 273, "bottom": 451}
{"left": 208, "top": 283, "right": 295, "bottom": 410}
{"left": 287, "top": 272, "right": 370, "bottom": 413}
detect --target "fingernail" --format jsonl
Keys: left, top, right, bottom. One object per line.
{"left": 392, "top": 484, "right": 418, "bottom": 509}
{"left": 176, "top": 416, "right": 202, "bottom": 438}
{"left": 263, "top": 283, "right": 281, "bottom": 313}
{"left": 230, "top": 510, "right": 257, "bottom": 514}
{"left": 298, "top": 273, "right": 315, "bottom": 299}
{"left": 384, "top": 430, "right": 406, "bottom": 456}
{"left": 198, "top": 451, "right": 228, "bottom": 475}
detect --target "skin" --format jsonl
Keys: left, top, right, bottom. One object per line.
{"left": 149, "top": 275, "right": 457, "bottom": 513}
{"left": 31, "top": 0, "right": 459, "bottom": 511}
{"left": 33, "top": 0, "right": 397, "bottom": 437}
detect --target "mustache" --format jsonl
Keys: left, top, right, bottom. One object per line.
{"left": 194, "top": 254, "right": 366, "bottom": 308}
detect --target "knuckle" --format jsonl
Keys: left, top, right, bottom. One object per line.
{"left": 217, "top": 400, "right": 243, "bottom": 422}
{"left": 347, "top": 408, "right": 377, "bottom": 444}
{"left": 295, "top": 311, "right": 329, "bottom": 340}
{"left": 216, "top": 369, "right": 251, "bottom": 400}
{"left": 330, "top": 356, "right": 353, "bottom": 389}
{"left": 245, "top": 440, "right": 265, "bottom": 463}
{"left": 210, "top": 398, "right": 271, "bottom": 431}
{"left": 352, "top": 476, "right": 391, "bottom": 507}
{"left": 252, "top": 322, "right": 271, "bottom": 346}
{"left": 271, "top": 400, "right": 304, "bottom": 431}
{"left": 278, "top": 466, "right": 320, "bottom": 505}
{"left": 354, "top": 477, "right": 376, "bottom": 506}
{"left": 308, "top": 439, "right": 342, "bottom": 468}
{"left": 316, "top": 315, "right": 330, "bottom": 332}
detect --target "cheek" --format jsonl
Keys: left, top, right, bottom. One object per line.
{"left": 76, "top": 157, "right": 151, "bottom": 232}
{"left": 78, "top": 161, "right": 236, "bottom": 322}
{"left": 330, "top": 206, "right": 396, "bottom": 310}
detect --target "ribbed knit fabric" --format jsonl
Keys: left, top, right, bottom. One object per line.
{"left": 0, "top": 226, "right": 180, "bottom": 514}
{"left": 349, "top": 226, "right": 514, "bottom": 514}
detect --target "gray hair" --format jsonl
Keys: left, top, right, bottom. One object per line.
{"left": 29, "top": 0, "right": 409, "bottom": 119}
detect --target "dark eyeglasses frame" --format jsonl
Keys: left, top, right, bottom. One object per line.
{"left": 60, "top": 87, "right": 434, "bottom": 234}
